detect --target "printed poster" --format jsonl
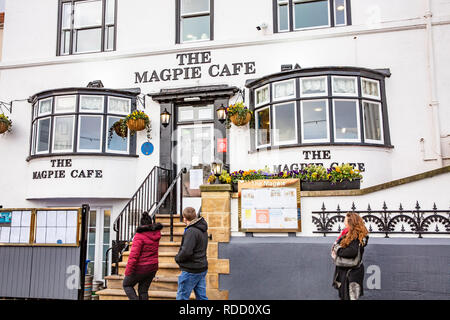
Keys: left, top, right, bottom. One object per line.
{"left": 0, "top": 212, "right": 12, "bottom": 226}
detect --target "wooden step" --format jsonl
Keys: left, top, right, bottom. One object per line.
{"left": 122, "top": 250, "right": 178, "bottom": 264}
{"left": 155, "top": 214, "right": 182, "bottom": 224}
{"left": 119, "top": 262, "right": 181, "bottom": 277}
{"left": 105, "top": 274, "right": 179, "bottom": 292}
{"left": 161, "top": 231, "right": 183, "bottom": 242}
{"left": 158, "top": 241, "right": 182, "bottom": 253}
{"left": 96, "top": 288, "right": 194, "bottom": 300}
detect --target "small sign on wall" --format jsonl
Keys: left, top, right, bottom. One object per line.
{"left": 217, "top": 138, "right": 227, "bottom": 153}
{"left": 141, "top": 142, "right": 154, "bottom": 156}
{"left": 0, "top": 212, "right": 12, "bottom": 226}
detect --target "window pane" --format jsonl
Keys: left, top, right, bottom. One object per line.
{"left": 256, "top": 108, "right": 270, "bottom": 146}
{"left": 294, "top": 0, "right": 329, "bottom": 29}
{"left": 74, "top": 0, "right": 102, "bottom": 28}
{"left": 80, "top": 95, "right": 103, "bottom": 112}
{"left": 74, "top": 28, "right": 102, "bottom": 53}
{"left": 105, "top": 0, "right": 115, "bottom": 25}
{"left": 334, "top": 0, "right": 346, "bottom": 25}
{"left": 60, "top": 30, "right": 71, "bottom": 55}
{"left": 108, "top": 97, "right": 131, "bottom": 114}
{"left": 181, "top": 0, "right": 209, "bottom": 14}
{"left": 362, "top": 79, "right": 380, "bottom": 99}
{"left": 105, "top": 26, "right": 115, "bottom": 51}
{"left": 274, "top": 102, "right": 297, "bottom": 144}
{"left": 301, "top": 77, "right": 327, "bottom": 96}
{"left": 53, "top": 116, "right": 74, "bottom": 151}
{"left": 332, "top": 77, "right": 357, "bottom": 96}
{"left": 302, "top": 100, "right": 328, "bottom": 141}
{"left": 107, "top": 116, "right": 128, "bottom": 152}
{"left": 178, "top": 105, "right": 214, "bottom": 122}
{"left": 363, "top": 102, "right": 382, "bottom": 141}
{"left": 39, "top": 99, "right": 52, "bottom": 115}
{"left": 279, "top": 4, "right": 289, "bottom": 31}
{"left": 37, "top": 118, "right": 51, "bottom": 153}
{"left": 79, "top": 116, "right": 102, "bottom": 151}
{"left": 55, "top": 96, "right": 76, "bottom": 113}
{"left": 62, "top": 3, "right": 72, "bottom": 29}
{"left": 334, "top": 100, "right": 359, "bottom": 140}
{"left": 256, "top": 86, "right": 269, "bottom": 106}
{"left": 182, "top": 15, "right": 210, "bottom": 42}
{"left": 273, "top": 80, "right": 295, "bottom": 100}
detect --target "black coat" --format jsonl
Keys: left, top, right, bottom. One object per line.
{"left": 175, "top": 217, "right": 209, "bottom": 274}
{"left": 332, "top": 236, "right": 369, "bottom": 300}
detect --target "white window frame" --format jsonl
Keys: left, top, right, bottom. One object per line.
{"left": 331, "top": 76, "right": 358, "bottom": 97}
{"left": 272, "top": 102, "right": 298, "bottom": 146}
{"left": 80, "top": 95, "right": 105, "bottom": 113}
{"left": 300, "top": 76, "right": 328, "bottom": 98}
{"left": 180, "top": 0, "right": 211, "bottom": 44}
{"left": 106, "top": 116, "right": 130, "bottom": 154}
{"left": 107, "top": 96, "right": 131, "bottom": 115}
{"left": 38, "top": 98, "right": 53, "bottom": 116}
{"left": 272, "top": 79, "right": 296, "bottom": 102}
{"left": 255, "top": 106, "right": 272, "bottom": 148}
{"left": 77, "top": 115, "right": 104, "bottom": 153}
{"left": 301, "top": 99, "right": 330, "bottom": 143}
{"left": 293, "top": 0, "right": 331, "bottom": 31}
{"left": 362, "top": 100, "right": 384, "bottom": 144}
{"left": 361, "top": 78, "right": 381, "bottom": 100}
{"left": 54, "top": 95, "right": 77, "bottom": 114}
{"left": 52, "top": 115, "right": 76, "bottom": 153}
{"left": 255, "top": 84, "right": 270, "bottom": 107}
{"left": 334, "top": 0, "right": 347, "bottom": 26}
{"left": 277, "top": 0, "right": 290, "bottom": 32}
{"left": 35, "top": 117, "right": 52, "bottom": 155}
{"left": 332, "top": 99, "right": 361, "bottom": 143}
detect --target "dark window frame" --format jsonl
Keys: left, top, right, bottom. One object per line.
{"left": 56, "top": 0, "right": 117, "bottom": 56}
{"left": 175, "top": 0, "right": 214, "bottom": 44}
{"left": 247, "top": 67, "right": 392, "bottom": 153}
{"left": 28, "top": 89, "right": 137, "bottom": 161}
{"left": 273, "top": 0, "right": 352, "bottom": 33}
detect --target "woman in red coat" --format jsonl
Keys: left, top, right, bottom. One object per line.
{"left": 122, "top": 212, "right": 163, "bottom": 300}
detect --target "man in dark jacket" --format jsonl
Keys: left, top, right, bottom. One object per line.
{"left": 175, "top": 207, "right": 208, "bottom": 300}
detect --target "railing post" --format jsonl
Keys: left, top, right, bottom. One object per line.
{"left": 78, "top": 204, "right": 90, "bottom": 300}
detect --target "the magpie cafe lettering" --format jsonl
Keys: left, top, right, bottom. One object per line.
{"left": 273, "top": 150, "right": 366, "bottom": 173}
{"left": 32, "top": 159, "right": 103, "bottom": 180}
{"left": 134, "top": 51, "right": 256, "bottom": 83}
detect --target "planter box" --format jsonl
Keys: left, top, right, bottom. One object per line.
{"left": 301, "top": 179, "right": 361, "bottom": 191}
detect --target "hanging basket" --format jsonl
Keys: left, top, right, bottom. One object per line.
{"left": 113, "top": 122, "right": 128, "bottom": 138}
{"left": 127, "top": 119, "right": 146, "bottom": 132}
{"left": 0, "top": 122, "right": 10, "bottom": 134}
{"left": 230, "top": 112, "right": 252, "bottom": 126}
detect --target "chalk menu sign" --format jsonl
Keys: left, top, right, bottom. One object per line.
{"left": 238, "top": 179, "right": 301, "bottom": 232}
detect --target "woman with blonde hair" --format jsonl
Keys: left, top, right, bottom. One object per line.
{"left": 331, "top": 212, "right": 369, "bottom": 300}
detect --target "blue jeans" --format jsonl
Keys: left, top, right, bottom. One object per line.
{"left": 176, "top": 270, "right": 208, "bottom": 300}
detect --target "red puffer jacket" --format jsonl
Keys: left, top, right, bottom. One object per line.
{"left": 124, "top": 223, "right": 163, "bottom": 276}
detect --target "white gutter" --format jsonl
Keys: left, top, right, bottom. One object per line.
{"left": 425, "top": 0, "right": 443, "bottom": 167}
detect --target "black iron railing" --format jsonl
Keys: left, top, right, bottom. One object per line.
{"left": 312, "top": 202, "right": 450, "bottom": 238}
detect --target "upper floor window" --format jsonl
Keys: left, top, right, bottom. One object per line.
{"left": 275, "top": 0, "right": 351, "bottom": 33}
{"left": 247, "top": 67, "right": 391, "bottom": 150}
{"left": 29, "top": 88, "right": 139, "bottom": 160}
{"left": 58, "top": 0, "right": 116, "bottom": 55}
{"left": 176, "top": 0, "right": 213, "bottom": 44}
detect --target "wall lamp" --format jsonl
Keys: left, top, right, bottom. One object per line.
{"left": 161, "top": 108, "right": 171, "bottom": 127}
{"left": 216, "top": 104, "right": 227, "bottom": 124}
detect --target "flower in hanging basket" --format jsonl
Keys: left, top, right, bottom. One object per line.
{"left": 225, "top": 102, "right": 252, "bottom": 128}
{"left": 0, "top": 113, "right": 12, "bottom": 134}
{"left": 126, "top": 110, "right": 150, "bottom": 132}
{"left": 108, "top": 118, "right": 128, "bottom": 142}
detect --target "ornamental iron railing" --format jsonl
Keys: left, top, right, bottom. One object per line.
{"left": 312, "top": 202, "right": 450, "bottom": 238}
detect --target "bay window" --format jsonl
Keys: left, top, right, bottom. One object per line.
{"left": 29, "top": 88, "right": 138, "bottom": 160}
{"left": 58, "top": 0, "right": 116, "bottom": 55}
{"left": 274, "top": 0, "right": 351, "bottom": 33}
{"left": 248, "top": 67, "right": 391, "bottom": 150}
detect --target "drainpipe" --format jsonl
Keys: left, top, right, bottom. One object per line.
{"left": 425, "top": 0, "right": 443, "bottom": 167}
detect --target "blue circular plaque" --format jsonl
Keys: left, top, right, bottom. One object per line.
{"left": 141, "top": 142, "right": 154, "bottom": 156}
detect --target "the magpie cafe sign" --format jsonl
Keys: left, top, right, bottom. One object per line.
{"left": 32, "top": 159, "right": 103, "bottom": 180}
{"left": 272, "top": 150, "right": 366, "bottom": 173}
{"left": 134, "top": 51, "right": 256, "bottom": 83}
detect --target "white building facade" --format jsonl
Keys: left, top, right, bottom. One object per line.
{"left": 0, "top": 0, "right": 449, "bottom": 284}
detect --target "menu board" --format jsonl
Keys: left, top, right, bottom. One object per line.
{"left": 239, "top": 179, "right": 301, "bottom": 232}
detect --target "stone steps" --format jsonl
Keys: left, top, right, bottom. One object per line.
{"left": 96, "top": 288, "right": 194, "bottom": 300}
{"left": 105, "top": 274, "right": 179, "bottom": 292}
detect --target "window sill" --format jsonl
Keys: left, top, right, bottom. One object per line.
{"left": 248, "top": 142, "right": 394, "bottom": 154}
{"left": 26, "top": 153, "right": 139, "bottom": 162}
